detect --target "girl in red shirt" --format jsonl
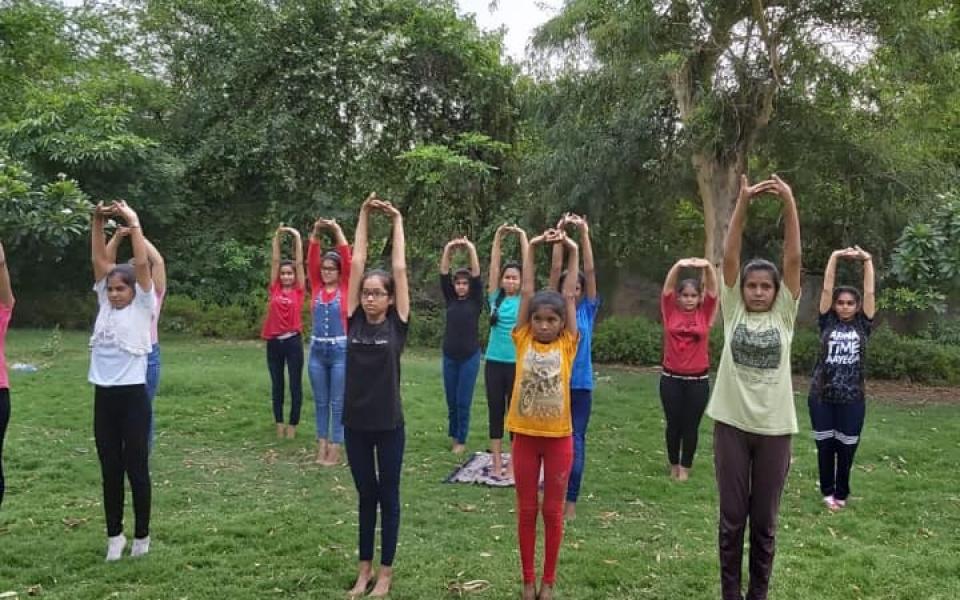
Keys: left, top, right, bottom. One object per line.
{"left": 659, "top": 258, "right": 718, "bottom": 481}
{"left": 261, "top": 226, "right": 306, "bottom": 439}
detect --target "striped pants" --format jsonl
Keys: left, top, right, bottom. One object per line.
{"left": 808, "top": 398, "right": 865, "bottom": 501}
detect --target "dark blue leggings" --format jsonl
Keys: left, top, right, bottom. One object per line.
{"left": 809, "top": 398, "right": 865, "bottom": 501}
{"left": 266, "top": 334, "right": 303, "bottom": 425}
{"left": 0, "top": 388, "right": 9, "bottom": 508}
{"left": 344, "top": 426, "right": 405, "bottom": 566}
{"left": 566, "top": 388, "right": 593, "bottom": 502}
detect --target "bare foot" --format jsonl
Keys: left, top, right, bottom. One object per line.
{"left": 368, "top": 566, "right": 393, "bottom": 597}
{"left": 276, "top": 423, "right": 286, "bottom": 438}
{"left": 676, "top": 466, "right": 689, "bottom": 482}
{"left": 504, "top": 462, "right": 514, "bottom": 481}
{"left": 452, "top": 443, "right": 466, "bottom": 455}
{"left": 324, "top": 443, "right": 341, "bottom": 467}
{"left": 492, "top": 453, "right": 503, "bottom": 480}
{"left": 315, "top": 439, "right": 328, "bottom": 464}
{"left": 285, "top": 424, "right": 297, "bottom": 439}
{"left": 563, "top": 501, "right": 577, "bottom": 520}
{"left": 348, "top": 562, "right": 373, "bottom": 598}
{"left": 538, "top": 582, "right": 555, "bottom": 600}
{"left": 521, "top": 582, "right": 536, "bottom": 600}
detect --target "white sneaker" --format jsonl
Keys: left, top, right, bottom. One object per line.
{"left": 823, "top": 495, "right": 839, "bottom": 511}
{"left": 834, "top": 498, "right": 847, "bottom": 508}
{"left": 131, "top": 536, "right": 151, "bottom": 557}
{"left": 106, "top": 534, "right": 127, "bottom": 561}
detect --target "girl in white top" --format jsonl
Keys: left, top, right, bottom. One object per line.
{"left": 90, "top": 200, "right": 156, "bottom": 561}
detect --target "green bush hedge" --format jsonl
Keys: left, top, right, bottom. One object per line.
{"left": 591, "top": 315, "right": 959, "bottom": 385}
{"left": 13, "top": 291, "right": 960, "bottom": 384}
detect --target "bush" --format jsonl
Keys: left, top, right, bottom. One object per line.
{"left": 592, "top": 315, "right": 663, "bottom": 365}
{"left": 162, "top": 295, "right": 262, "bottom": 339}
{"left": 866, "top": 326, "right": 960, "bottom": 384}
{"left": 590, "top": 315, "right": 960, "bottom": 385}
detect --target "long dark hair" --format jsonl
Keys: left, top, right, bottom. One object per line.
{"left": 557, "top": 269, "right": 586, "bottom": 293}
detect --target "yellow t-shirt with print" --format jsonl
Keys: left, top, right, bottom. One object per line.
{"left": 505, "top": 326, "right": 579, "bottom": 438}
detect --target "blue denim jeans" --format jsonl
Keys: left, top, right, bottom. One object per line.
{"left": 442, "top": 350, "right": 481, "bottom": 444}
{"left": 566, "top": 388, "right": 593, "bottom": 503}
{"left": 309, "top": 340, "right": 347, "bottom": 444}
{"left": 145, "top": 343, "right": 160, "bottom": 449}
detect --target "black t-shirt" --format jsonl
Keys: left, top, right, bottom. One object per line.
{"left": 343, "top": 307, "right": 408, "bottom": 431}
{"left": 810, "top": 310, "right": 873, "bottom": 404}
{"left": 440, "top": 274, "right": 483, "bottom": 360}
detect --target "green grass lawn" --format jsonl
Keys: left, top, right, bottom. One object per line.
{"left": 1, "top": 330, "right": 958, "bottom": 599}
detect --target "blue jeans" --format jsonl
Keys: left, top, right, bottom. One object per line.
{"left": 145, "top": 343, "right": 160, "bottom": 449}
{"left": 309, "top": 340, "right": 347, "bottom": 444}
{"left": 566, "top": 388, "right": 593, "bottom": 503}
{"left": 442, "top": 351, "right": 481, "bottom": 444}
{"left": 345, "top": 426, "right": 405, "bottom": 566}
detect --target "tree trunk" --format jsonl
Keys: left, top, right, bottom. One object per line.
{"left": 693, "top": 150, "right": 746, "bottom": 265}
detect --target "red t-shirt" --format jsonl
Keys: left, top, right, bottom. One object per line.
{"left": 660, "top": 291, "right": 717, "bottom": 375}
{"left": 261, "top": 280, "right": 306, "bottom": 339}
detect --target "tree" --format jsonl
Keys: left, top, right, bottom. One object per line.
{"left": 532, "top": 0, "right": 959, "bottom": 264}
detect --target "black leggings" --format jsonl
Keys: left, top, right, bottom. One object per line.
{"left": 94, "top": 384, "right": 151, "bottom": 538}
{"left": 266, "top": 334, "right": 304, "bottom": 425}
{"left": 345, "top": 426, "right": 405, "bottom": 566}
{"left": 0, "top": 388, "right": 9, "bottom": 508}
{"left": 659, "top": 374, "right": 710, "bottom": 468}
{"left": 484, "top": 360, "right": 515, "bottom": 440}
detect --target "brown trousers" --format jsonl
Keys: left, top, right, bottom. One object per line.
{"left": 713, "top": 421, "right": 792, "bottom": 600}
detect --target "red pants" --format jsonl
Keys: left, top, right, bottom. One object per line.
{"left": 512, "top": 433, "right": 574, "bottom": 585}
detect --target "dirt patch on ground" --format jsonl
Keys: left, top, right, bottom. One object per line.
{"left": 794, "top": 378, "right": 959, "bottom": 406}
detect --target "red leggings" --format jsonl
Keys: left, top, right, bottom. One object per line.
{"left": 512, "top": 433, "right": 574, "bottom": 585}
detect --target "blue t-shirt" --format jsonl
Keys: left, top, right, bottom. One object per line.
{"left": 809, "top": 310, "right": 872, "bottom": 404}
{"left": 570, "top": 296, "right": 601, "bottom": 390}
{"left": 485, "top": 291, "right": 521, "bottom": 363}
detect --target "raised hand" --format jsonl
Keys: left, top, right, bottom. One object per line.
{"left": 737, "top": 175, "right": 778, "bottom": 205}
{"left": 769, "top": 174, "right": 795, "bottom": 202}
{"left": 113, "top": 200, "right": 140, "bottom": 226}
{"left": 852, "top": 245, "right": 872, "bottom": 262}
{"left": 566, "top": 213, "right": 588, "bottom": 231}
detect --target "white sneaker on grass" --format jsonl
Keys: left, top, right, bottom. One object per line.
{"left": 106, "top": 534, "right": 127, "bottom": 562}
{"left": 131, "top": 536, "right": 151, "bottom": 557}
{"left": 823, "top": 495, "right": 839, "bottom": 511}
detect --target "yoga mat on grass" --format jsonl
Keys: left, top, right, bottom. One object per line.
{"left": 444, "top": 451, "right": 545, "bottom": 488}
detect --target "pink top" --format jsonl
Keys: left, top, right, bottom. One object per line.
{"left": 150, "top": 287, "right": 165, "bottom": 346}
{"left": 261, "top": 280, "right": 306, "bottom": 339}
{"left": 0, "top": 302, "right": 13, "bottom": 389}
{"left": 661, "top": 291, "right": 717, "bottom": 375}
{"left": 307, "top": 240, "right": 352, "bottom": 330}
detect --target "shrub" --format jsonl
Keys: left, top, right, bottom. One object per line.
{"left": 592, "top": 315, "right": 662, "bottom": 365}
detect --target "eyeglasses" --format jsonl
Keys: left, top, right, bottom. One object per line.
{"left": 361, "top": 290, "right": 390, "bottom": 299}
{"left": 321, "top": 267, "right": 339, "bottom": 273}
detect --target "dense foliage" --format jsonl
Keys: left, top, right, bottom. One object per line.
{"left": 2, "top": 0, "right": 959, "bottom": 323}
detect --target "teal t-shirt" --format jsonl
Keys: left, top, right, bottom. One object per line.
{"left": 485, "top": 291, "right": 521, "bottom": 363}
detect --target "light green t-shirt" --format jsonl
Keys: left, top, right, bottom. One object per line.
{"left": 485, "top": 291, "right": 521, "bottom": 363}
{"left": 706, "top": 273, "right": 800, "bottom": 435}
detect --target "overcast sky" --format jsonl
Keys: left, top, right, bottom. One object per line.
{"left": 455, "top": 0, "right": 557, "bottom": 61}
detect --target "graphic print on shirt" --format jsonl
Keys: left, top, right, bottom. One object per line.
{"left": 824, "top": 329, "right": 861, "bottom": 366}
{"left": 730, "top": 323, "right": 781, "bottom": 370}
{"left": 518, "top": 346, "right": 564, "bottom": 418}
